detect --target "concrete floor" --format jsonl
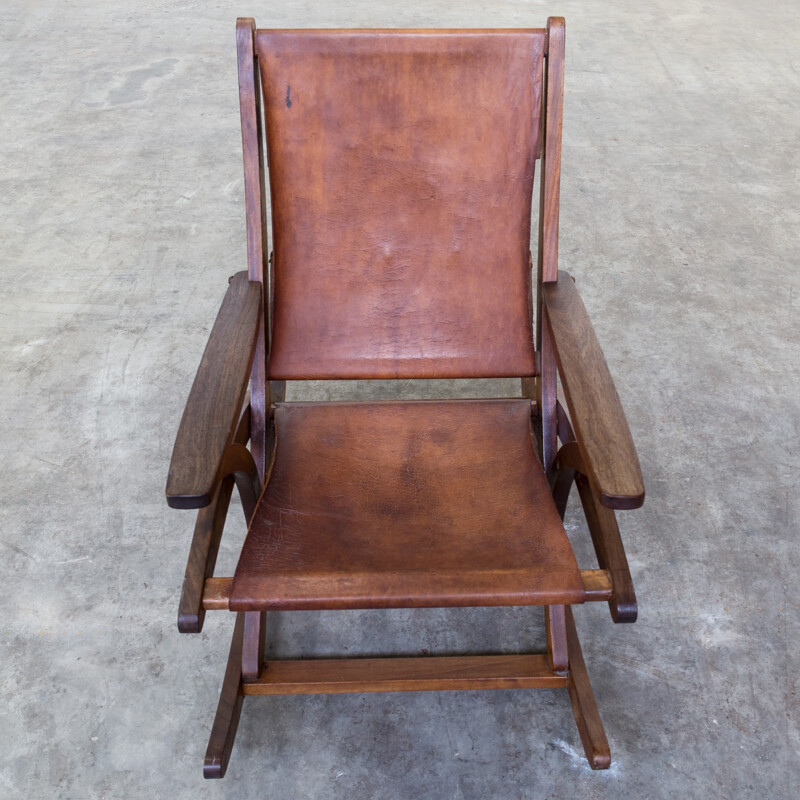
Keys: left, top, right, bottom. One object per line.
{"left": 2, "top": 0, "right": 798, "bottom": 797}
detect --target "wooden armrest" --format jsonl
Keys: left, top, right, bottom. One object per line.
{"left": 543, "top": 270, "right": 644, "bottom": 510}
{"left": 166, "top": 271, "right": 262, "bottom": 509}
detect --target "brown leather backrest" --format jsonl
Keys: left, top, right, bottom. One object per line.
{"left": 256, "top": 30, "right": 545, "bottom": 379}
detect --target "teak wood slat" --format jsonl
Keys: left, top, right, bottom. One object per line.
{"left": 543, "top": 271, "right": 645, "bottom": 509}
{"left": 241, "top": 654, "right": 568, "bottom": 695}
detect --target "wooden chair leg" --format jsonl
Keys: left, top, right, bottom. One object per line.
{"left": 545, "top": 605, "right": 568, "bottom": 671}
{"left": 241, "top": 610, "right": 266, "bottom": 682}
{"left": 575, "top": 473, "right": 638, "bottom": 622}
{"left": 204, "top": 613, "right": 246, "bottom": 779}
{"left": 178, "top": 475, "right": 234, "bottom": 633}
{"left": 564, "top": 606, "right": 611, "bottom": 770}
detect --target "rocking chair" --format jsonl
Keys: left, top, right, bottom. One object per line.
{"left": 166, "top": 17, "right": 645, "bottom": 778}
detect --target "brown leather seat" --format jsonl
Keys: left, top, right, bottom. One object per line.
{"left": 230, "top": 399, "right": 585, "bottom": 610}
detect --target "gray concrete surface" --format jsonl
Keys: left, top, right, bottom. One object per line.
{"left": 1, "top": 0, "right": 798, "bottom": 797}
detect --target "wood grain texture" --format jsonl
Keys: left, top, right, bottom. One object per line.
{"left": 565, "top": 606, "right": 611, "bottom": 769}
{"left": 166, "top": 272, "right": 261, "bottom": 509}
{"left": 203, "top": 577, "right": 233, "bottom": 610}
{"left": 178, "top": 476, "right": 234, "bottom": 633}
{"left": 576, "top": 473, "right": 638, "bottom": 622}
{"left": 551, "top": 402, "right": 636, "bottom": 619}
{"left": 177, "top": 402, "right": 251, "bottom": 633}
{"left": 203, "top": 613, "right": 245, "bottom": 779}
{"left": 543, "top": 271, "right": 645, "bottom": 509}
{"left": 241, "top": 611, "right": 266, "bottom": 682}
{"left": 256, "top": 30, "right": 544, "bottom": 379}
{"left": 540, "top": 17, "right": 564, "bottom": 284}
{"left": 236, "top": 18, "right": 270, "bottom": 479}
{"left": 231, "top": 399, "right": 585, "bottom": 610}
{"left": 545, "top": 604, "right": 568, "bottom": 671}
{"left": 237, "top": 19, "right": 268, "bottom": 286}
{"left": 535, "top": 18, "right": 563, "bottom": 469}
{"left": 581, "top": 569, "right": 613, "bottom": 601}
{"left": 241, "top": 654, "right": 567, "bottom": 695}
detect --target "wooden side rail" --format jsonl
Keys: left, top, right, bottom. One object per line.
{"left": 201, "top": 570, "right": 613, "bottom": 612}
{"left": 241, "top": 654, "right": 568, "bottom": 695}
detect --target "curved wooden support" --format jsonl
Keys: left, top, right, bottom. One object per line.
{"left": 551, "top": 438, "right": 580, "bottom": 519}
{"left": 550, "top": 466, "right": 575, "bottom": 521}
{"left": 556, "top": 398, "right": 575, "bottom": 445}
{"left": 224, "top": 443, "right": 261, "bottom": 523}
{"left": 565, "top": 606, "right": 611, "bottom": 769}
{"left": 554, "top": 440, "right": 582, "bottom": 473}
{"left": 204, "top": 613, "right": 246, "bottom": 779}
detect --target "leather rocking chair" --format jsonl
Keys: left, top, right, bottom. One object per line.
{"left": 166, "top": 17, "right": 645, "bottom": 778}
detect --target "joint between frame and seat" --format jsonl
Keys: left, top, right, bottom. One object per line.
{"left": 200, "top": 570, "right": 614, "bottom": 612}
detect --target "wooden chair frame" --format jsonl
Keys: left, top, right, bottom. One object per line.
{"left": 166, "top": 17, "right": 644, "bottom": 778}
